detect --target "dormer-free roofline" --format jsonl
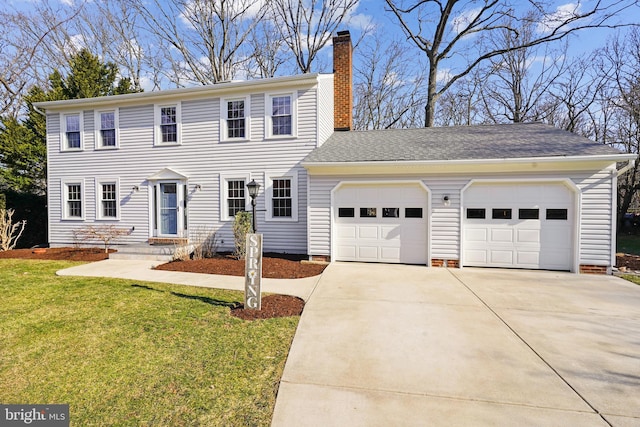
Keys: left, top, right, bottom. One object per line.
{"left": 34, "top": 73, "right": 329, "bottom": 111}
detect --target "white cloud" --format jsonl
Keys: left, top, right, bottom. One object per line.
{"left": 451, "top": 7, "right": 482, "bottom": 34}
{"left": 60, "top": 0, "right": 75, "bottom": 6}
{"left": 537, "top": 3, "right": 580, "bottom": 34}
{"left": 436, "top": 68, "right": 452, "bottom": 84}
{"left": 64, "top": 34, "right": 85, "bottom": 55}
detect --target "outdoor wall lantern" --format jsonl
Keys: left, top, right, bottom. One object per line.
{"left": 194, "top": 184, "right": 202, "bottom": 191}
{"left": 246, "top": 179, "right": 260, "bottom": 233}
{"left": 443, "top": 195, "right": 450, "bottom": 207}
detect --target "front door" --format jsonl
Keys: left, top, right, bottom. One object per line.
{"left": 154, "top": 181, "right": 186, "bottom": 237}
{"left": 160, "top": 183, "right": 178, "bottom": 235}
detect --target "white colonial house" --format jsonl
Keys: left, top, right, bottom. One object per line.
{"left": 36, "top": 31, "right": 634, "bottom": 274}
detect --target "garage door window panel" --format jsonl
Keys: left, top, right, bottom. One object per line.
{"left": 338, "top": 208, "right": 355, "bottom": 217}
{"left": 519, "top": 209, "right": 539, "bottom": 220}
{"left": 546, "top": 209, "right": 568, "bottom": 220}
{"left": 467, "top": 208, "right": 486, "bottom": 219}
{"left": 405, "top": 208, "right": 423, "bottom": 218}
{"left": 360, "top": 208, "right": 377, "bottom": 218}
{"left": 492, "top": 208, "right": 512, "bottom": 219}
{"left": 382, "top": 208, "right": 400, "bottom": 218}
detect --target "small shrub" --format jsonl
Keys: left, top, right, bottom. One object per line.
{"left": 233, "top": 211, "right": 252, "bottom": 260}
{"left": 72, "top": 225, "right": 131, "bottom": 253}
{"left": 172, "top": 245, "right": 191, "bottom": 262}
{"left": 0, "top": 208, "right": 26, "bottom": 251}
{"left": 191, "top": 226, "right": 219, "bottom": 260}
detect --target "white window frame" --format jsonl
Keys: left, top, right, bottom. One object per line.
{"left": 154, "top": 102, "right": 182, "bottom": 146}
{"left": 219, "top": 173, "right": 251, "bottom": 221}
{"left": 220, "top": 96, "right": 250, "bottom": 142}
{"left": 265, "top": 92, "right": 297, "bottom": 139}
{"left": 61, "top": 112, "right": 84, "bottom": 151}
{"left": 61, "top": 179, "right": 85, "bottom": 220}
{"left": 95, "top": 178, "right": 120, "bottom": 220}
{"left": 94, "top": 109, "right": 119, "bottom": 149}
{"left": 265, "top": 170, "right": 298, "bottom": 222}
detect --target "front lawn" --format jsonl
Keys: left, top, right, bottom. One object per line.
{"left": 617, "top": 233, "right": 640, "bottom": 255}
{"left": 0, "top": 259, "right": 299, "bottom": 426}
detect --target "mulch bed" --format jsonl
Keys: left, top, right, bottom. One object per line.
{"left": 615, "top": 254, "right": 640, "bottom": 271}
{"left": 230, "top": 294, "right": 305, "bottom": 320}
{"left": 0, "top": 247, "right": 113, "bottom": 262}
{"left": 155, "top": 253, "right": 327, "bottom": 279}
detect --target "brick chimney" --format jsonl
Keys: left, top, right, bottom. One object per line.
{"left": 333, "top": 31, "right": 352, "bottom": 131}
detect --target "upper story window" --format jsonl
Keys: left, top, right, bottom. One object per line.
{"left": 266, "top": 93, "right": 296, "bottom": 138}
{"left": 95, "top": 109, "right": 118, "bottom": 149}
{"left": 154, "top": 103, "right": 181, "bottom": 145}
{"left": 227, "top": 100, "right": 246, "bottom": 138}
{"left": 62, "top": 112, "right": 83, "bottom": 150}
{"left": 221, "top": 97, "right": 250, "bottom": 141}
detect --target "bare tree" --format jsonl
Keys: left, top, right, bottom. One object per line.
{"left": 272, "top": 0, "right": 360, "bottom": 73}
{"left": 353, "top": 35, "right": 426, "bottom": 130}
{"left": 479, "top": 16, "right": 567, "bottom": 124}
{"left": 243, "top": 14, "right": 289, "bottom": 78}
{"left": 434, "top": 70, "right": 485, "bottom": 126}
{"left": 385, "top": 0, "right": 640, "bottom": 127}
{"left": 128, "top": 0, "right": 270, "bottom": 85}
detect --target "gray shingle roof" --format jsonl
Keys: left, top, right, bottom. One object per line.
{"left": 304, "top": 123, "right": 622, "bottom": 163}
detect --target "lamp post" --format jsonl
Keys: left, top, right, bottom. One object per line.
{"left": 246, "top": 179, "right": 260, "bottom": 233}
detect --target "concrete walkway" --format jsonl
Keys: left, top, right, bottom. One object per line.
{"left": 271, "top": 263, "right": 640, "bottom": 427}
{"left": 56, "top": 259, "right": 320, "bottom": 301}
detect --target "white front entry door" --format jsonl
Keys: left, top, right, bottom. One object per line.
{"left": 334, "top": 183, "right": 428, "bottom": 264}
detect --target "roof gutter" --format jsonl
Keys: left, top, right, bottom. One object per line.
{"left": 302, "top": 153, "right": 637, "bottom": 168}
{"left": 616, "top": 158, "right": 636, "bottom": 176}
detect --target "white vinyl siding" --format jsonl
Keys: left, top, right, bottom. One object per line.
{"left": 316, "top": 75, "right": 334, "bottom": 146}
{"left": 46, "top": 78, "right": 320, "bottom": 253}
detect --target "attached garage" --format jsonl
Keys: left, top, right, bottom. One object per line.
{"left": 462, "top": 181, "right": 576, "bottom": 271}
{"left": 333, "top": 183, "right": 429, "bottom": 264}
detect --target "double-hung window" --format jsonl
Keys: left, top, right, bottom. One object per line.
{"left": 62, "top": 180, "right": 84, "bottom": 220}
{"left": 63, "top": 113, "right": 83, "bottom": 150}
{"left": 266, "top": 93, "right": 296, "bottom": 138}
{"left": 266, "top": 171, "right": 298, "bottom": 222}
{"left": 227, "top": 100, "right": 245, "bottom": 138}
{"left": 154, "top": 103, "right": 181, "bottom": 145}
{"left": 221, "top": 97, "right": 250, "bottom": 141}
{"left": 220, "top": 174, "right": 250, "bottom": 221}
{"left": 97, "top": 181, "right": 119, "bottom": 219}
{"left": 95, "top": 110, "right": 118, "bottom": 149}
{"left": 227, "top": 179, "right": 246, "bottom": 217}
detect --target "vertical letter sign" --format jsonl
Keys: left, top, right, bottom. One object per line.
{"left": 245, "top": 233, "right": 263, "bottom": 310}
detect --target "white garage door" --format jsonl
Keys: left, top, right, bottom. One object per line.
{"left": 334, "top": 183, "right": 428, "bottom": 264}
{"left": 463, "top": 182, "right": 574, "bottom": 271}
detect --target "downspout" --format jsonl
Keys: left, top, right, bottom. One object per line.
{"left": 616, "top": 158, "right": 636, "bottom": 176}
{"left": 32, "top": 104, "right": 46, "bottom": 116}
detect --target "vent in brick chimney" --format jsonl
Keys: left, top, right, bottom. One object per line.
{"left": 333, "top": 30, "right": 352, "bottom": 131}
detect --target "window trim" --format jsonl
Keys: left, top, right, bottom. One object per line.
{"left": 61, "top": 179, "right": 85, "bottom": 220}
{"left": 265, "top": 92, "right": 297, "bottom": 139}
{"left": 219, "top": 173, "right": 251, "bottom": 221}
{"left": 154, "top": 102, "right": 182, "bottom": 146}
{"left": 221, "top": 96, "right": 251, "bottom": 142}
{"left": 265, "top": 170, "right": 298, "bottom": 222}
{"left": 95, "top": 178, "right": 120, "bottom": 220}
{"left": 61, "top": 112, "right": 84, "bottom": 151}
{"left": 94, "top": 108, "right": 119, "bottom": 150}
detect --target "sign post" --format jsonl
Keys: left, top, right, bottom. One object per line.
{"left": 244, "top": 233, "right": 263, "bottom": 310}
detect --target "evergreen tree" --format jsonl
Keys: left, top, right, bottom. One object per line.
{"left": 0, "top": 49, "right": 139, "bottom": 194}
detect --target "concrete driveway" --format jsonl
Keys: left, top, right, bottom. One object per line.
{"left": 271, "top": 263, "right": 640, "bottom": 427}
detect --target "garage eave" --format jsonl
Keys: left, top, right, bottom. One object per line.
{"left": 302, "top": 154, "right": 635, "bottom": 175}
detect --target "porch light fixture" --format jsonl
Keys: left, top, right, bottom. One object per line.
{"left": 194, "top": 184, "right": 202, "bottom": 191}
{"left": 246, "top": 179, "right": 260, "bottom": 233}
{"left": 443, "top": 195, "right": 450, "bottom": 207}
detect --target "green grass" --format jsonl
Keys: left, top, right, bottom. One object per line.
{"left": 0, "top": 259, "right": 299, "bottom": 426}
{"left": 617, "top": 233, "right": 640, "bottom": 255}
{"left": 621, "top": 275, "right": 640, "bottom": 286}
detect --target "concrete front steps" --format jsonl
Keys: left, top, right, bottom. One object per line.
{"left": 109, "top": 243, "right": 180, "bottom": 262}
